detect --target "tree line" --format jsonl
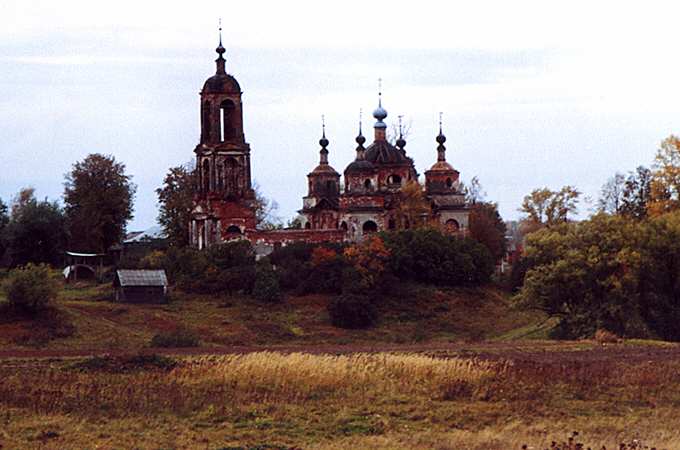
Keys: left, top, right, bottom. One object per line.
{"left": 514, "top": 134, "right": 680, "bottom": 340}
{"left": 0, "top": 154, "right": 135, "bottom": 267}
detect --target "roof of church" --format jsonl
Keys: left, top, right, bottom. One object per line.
{"left": 310, "top": 164, "right": 340, "bottom": 175}
{"left": 202, "top": 73, "right": 241, "bottom": 94}
{"left": 427, "top": 160, "right": 457, "bottom": 173}
{"left": 364, "top": 140, "right": 413, "bottom": 165}
{"left": 344, "top": 159, "right": 374, "bottom": 174}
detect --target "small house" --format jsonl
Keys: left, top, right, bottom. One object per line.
{"left": 113, "top": 269, "right": 168, "bottom": 303}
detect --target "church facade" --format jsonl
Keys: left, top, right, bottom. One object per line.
{"left": 190, "top": 40, "right": 469, "bottom": 250}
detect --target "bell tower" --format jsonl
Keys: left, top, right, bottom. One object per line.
{"left": 190, "top": 30, "right": 257, "bottom": 249}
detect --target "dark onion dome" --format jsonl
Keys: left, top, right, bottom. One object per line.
{"left": 364, "top": 140, "right": 412, "bottom": 165}
{"left": 396, "top": 136, "right": 406, "bottom": 149}
{"left": 344, "top": 159, "right": 374, "bottom": 173}
{"left": 356, "top": 132, "right": 366, "bottom": 146}
{"left": 202, "top": 73, "right": 241, "bottom": 94}
{"left": 436, "top": 131, "right": 447, "bottom": 145}
{"left": 319, "top": 135, "right": 329, "bottom": 148}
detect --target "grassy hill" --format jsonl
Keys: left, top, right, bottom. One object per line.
{"left": 0, "top": 280, "right": 547, "bottom": 352}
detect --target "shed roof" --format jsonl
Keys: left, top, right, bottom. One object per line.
{"left": 115, "top": 270, "right": 168, "bottom": 287}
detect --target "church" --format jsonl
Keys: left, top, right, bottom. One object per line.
{"left": 190, "top": 38, "right": 469, "bottom": 250}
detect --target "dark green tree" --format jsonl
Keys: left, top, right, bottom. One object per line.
{"left": 156, "top": 164, "right": 195, "bottom": 247}
{"left": 5, "top": 189, "right": 67, "bottom": 267}
{"left": 63, "top": 153, "right": 136, "bottom": 252}
{"left": 0, "top": 198, "right": 8, "bottom": 263}
{"left": 469, "top": 202, "right": 507, "bottom": 262}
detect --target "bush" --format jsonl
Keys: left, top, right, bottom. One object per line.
{"left": 381, "top": 229, "right": 494, "bottom": 286}
{"left": 207, "top": 240, "right": 255, "bottom": 270}
{"left": 328, "top": 294, "right": 377, "bottom": 329}
{"left": 150, "top": 327, "right": 199, "bottom": 348}
{"left": 3, "top": 263, "right": 59, "bottom": 314}
{"left": 252, "top": 261, "right": 281, "bottom": 303}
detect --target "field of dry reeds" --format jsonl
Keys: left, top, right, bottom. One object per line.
{"left": 1, "top": 348, "right": 680, "bottom": 449}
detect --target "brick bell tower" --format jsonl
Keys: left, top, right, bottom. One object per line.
{"left": 190, "top": 30, "right": 256, "bottom": 249}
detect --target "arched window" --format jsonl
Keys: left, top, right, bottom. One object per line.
{"left": 362, "top": 220, "right": 378, "bottom": 234}
{"left": 226, "top": 225, "right": 242, "bottom": 234}
{"left": 305, "top": 222, "right": 312, "bottom": 229}
{"left": 216, "top": 161, "right": 224, "bottom": 191}
{"left": 364, "top": 179, "right": 372, "bottom": 190}
{"left": 202, "top": 160, "right": 210, "bottom": 192}
{"left": 220, "top": 99, "right": 236, "bottom": 142}
{"left": 445, "top": 219, "right": 460, "bottom": 233}
{"left": 446, "top": 177, "right": 453, "bottom": 188}
{"left": 340, "top": 221, "right": 348, "bottom": 232}
{"left": 224, "top": 157, "right": 239, "bottom": 196}
{"left": 387, "top": 174, "right": 402, "bottom": 185}
{"left": 201, "top": 101, "right": 211, "bottom": 141}
{"left": 388, "top": 218, "right": 396, "bottom": 229}
{"left": 326, "top": 180, "right": 336, "bottom": 194}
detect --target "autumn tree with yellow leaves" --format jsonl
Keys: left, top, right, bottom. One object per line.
{"left": 648, "top": 135, "right": 680, "bottom": 216}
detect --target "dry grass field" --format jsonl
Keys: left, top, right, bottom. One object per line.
{"left": 2, "top": 347, "right": 680, "bottom": 449}
{"left": 1, "top": 281, "right": 679, "bottom": 449}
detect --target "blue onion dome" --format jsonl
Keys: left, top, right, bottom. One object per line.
{"left": 373, "top": 104, "right": 387, "bottom": 122}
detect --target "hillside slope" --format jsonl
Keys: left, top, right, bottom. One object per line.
{"left": 0, "top": 281, "right": 546, "bottom": 352}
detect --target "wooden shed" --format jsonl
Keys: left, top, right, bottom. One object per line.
{"left": 113, "top": 270, "right": 168, "bottom": 303}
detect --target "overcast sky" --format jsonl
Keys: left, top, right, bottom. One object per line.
{"left": 1, "top": 0, "right": 679, "bottom": 230}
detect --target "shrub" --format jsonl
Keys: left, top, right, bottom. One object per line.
{"left": 328, "top": 294, "right": 377, "bottom": 329}
{"left": 252, "top": 261, "right": 281, "bottom": 303}
{"left": 150, "top": 327, "right": 199, "bottom": 348}
{"left": 3, "top": 263, "right": 59, "bottom": 314}
{"left": 207, "top": 240, "right": 255, "bottom": 270}
{"left": 381, "top": 228, "right": 494, "bottom": 286}
{"left": 594, "top": 328, "right": 621, "bottom": 344}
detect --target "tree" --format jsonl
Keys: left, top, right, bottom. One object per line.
{"left": 464, "top": 176, "right": 486, "bottom": 205}
{"left": 468, "top": 202, "right": 507, "bottom": 262}
{"left": 516, "top": 214, "right": 646, "bottom": 339}
{"left": 3, "top": 263, "right": 59, "bottom": 314}
{"left": 156, "top": 164, "right": 195, "bottom": 247}
{"left": 253, "top": 183, "right": 282, "bottom": 230}
{"left": 520, "top": 185, "right": 580, "bottom": 228}
{"left": 395, "top": 180, "right": 430, "bottom": 229}
{"left": 599, "top": 167, "right": 651, "bottom": 220}
{"left": 4, "top": 188, "right": 67, "bottom": 267}
{"left": 648, "top": 135, "right": 680, "bottom": 216}
{"left": 598, "top": 173, "right": 626, "bottom": 215}
{"left": 621, "top": 166, "right": 651, "bottom": 219}
{"left": 0, "top": 198, "right": 8, "bottom": 263}
{"left": 63, "top": 153, "right": 136, "bottom": 253}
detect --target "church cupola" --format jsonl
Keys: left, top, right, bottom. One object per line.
{"left": 300, "top": 118, "right": 341, "bottom": 230}
{"left": 373, "top": 80, "right": 387, "bottom": 141}
{"left": 425, "top": 113, "right": 459, "bottom": 194}
{"left": 199, "top": 25, "right": 245, "bottom": 146}
{"left": 396, "top": 115, "right": 406, "bottom": 155}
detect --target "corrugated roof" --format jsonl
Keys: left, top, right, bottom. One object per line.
{"left": 124, "top": 226, "right": 167, "bottom": 243}
{"left": 116, "top": 270, "right": 168, "bottom": 287}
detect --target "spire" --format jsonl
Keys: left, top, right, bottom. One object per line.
{"left": 215, "top": 18, "right": 226, "bottom": 75}
{"left": 319, "top": 115, "right": 329, "bottom": 165}
{"left": 372, "top": 78, "right": 387, "bottom": 137}
{"left": 436, "top": 112, "right": 447, "bottom": 161}
{"left": 355, "top": 109, "right": 366, "bottom": 159}
{"left": 396, "top": 114, "right": 406, "bottom": 153}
